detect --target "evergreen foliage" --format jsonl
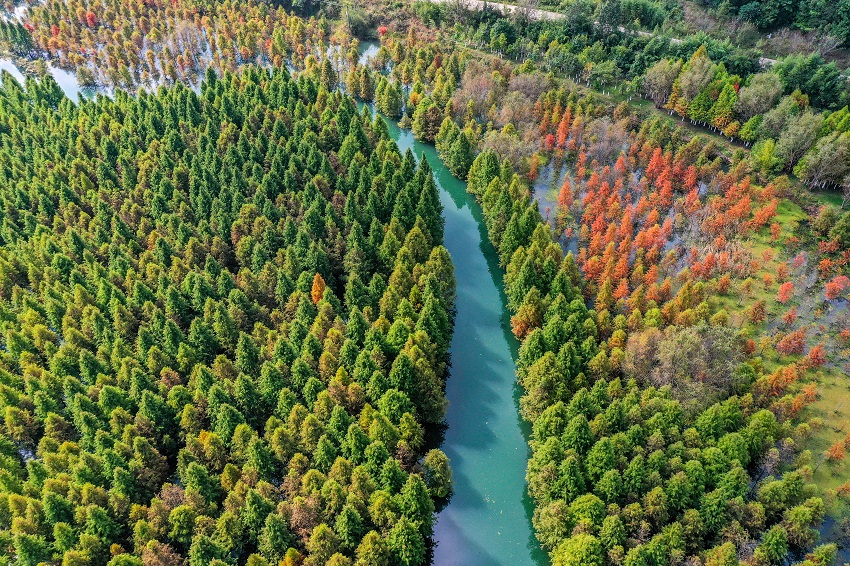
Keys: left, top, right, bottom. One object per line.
{"left": 0, "top": 68, "right": 454, "bottom": 565}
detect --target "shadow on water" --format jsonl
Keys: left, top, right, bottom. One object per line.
{"left": 478, "top": 192, "right": 548, "bottom": 561}
{"left": 818, "top": 515, "right": 850, "bottom": 563}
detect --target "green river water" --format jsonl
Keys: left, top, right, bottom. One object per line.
{"left": 369, "top": 113, "right": 549, "bottom": 566}
{"left": 0, "top": 58, "right": 549, "bottom": 565}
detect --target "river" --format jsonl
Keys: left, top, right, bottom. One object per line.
{"left": 368, "top": 115, "right": 547, "bottom": 565}
{"left": 356, "top": 39, "right": 544, "bottom": 561}
{"left": 0, "top": 52, "right": 549, "bottom": 565}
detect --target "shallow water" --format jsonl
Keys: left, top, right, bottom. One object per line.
{"left": 0, "top": 57, "right": 98, "bottom": 102}
{"left": 0, "top": 58, "right": 26, "bottom": 84}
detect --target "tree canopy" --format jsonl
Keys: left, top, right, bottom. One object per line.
{"left": 0, "top": 68, "right": 454, "bottom": 565}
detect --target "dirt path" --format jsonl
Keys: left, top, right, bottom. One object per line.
{"left": 429, "top": 0, "right": 564, "bottom": 20}
{"left": 428, "top": 0, "right": 686, "bottom": 43}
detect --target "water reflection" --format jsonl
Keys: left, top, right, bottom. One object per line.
{"left": 0, "top": 59, "right": 26, "bottom": 84}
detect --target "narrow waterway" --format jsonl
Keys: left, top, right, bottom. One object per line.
{"left": 370, "top": 112, "right": 548, "bottom": 565}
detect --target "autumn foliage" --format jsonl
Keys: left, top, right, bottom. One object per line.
{"left": 826, "top": 441, "right": 846, "bottom": 462}
{"left": 777, "top": 281, "right": 794, "bottom": 303}
{"left": 777, "top": 329, "right": 807, "bottom": 356}
{"left": 311, "top": 273, "right": 326, "bottom": 304}
{"left": 825, "top": 275, "right": 850, "bottom": 300}
{"left": 807, "top": 344, "right": 827, "bottom": 367}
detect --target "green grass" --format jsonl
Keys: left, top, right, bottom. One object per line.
{"left": 804, "top": 368, "right": 850, "bottom": 492}
{"left": 704, "top": 196, "right": 850, "bottom": 507}
{"left": 810, "top": 189, "right": 845, "bottom": 211}
{"left": 774, "top": 198, "right": 807, "bottom": 227}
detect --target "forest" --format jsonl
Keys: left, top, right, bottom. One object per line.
{"left": 0, "top": 0, "right": 849, "bottom": 563}
{"left": 0, "top": 67, "right": 456, "bottom": 565}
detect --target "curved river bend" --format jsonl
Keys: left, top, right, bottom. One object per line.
{"left": 0, "top": 59, "right": 549, "bottom": 565}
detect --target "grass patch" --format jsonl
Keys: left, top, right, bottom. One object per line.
{"left": 810, "top": 189, "right": 845, "bottom": 211}
{"left": 774, "top": 198, "right": 807, "bottom": 227}
{"left": 803, "top": 368, "right": 850, "bottom": 495}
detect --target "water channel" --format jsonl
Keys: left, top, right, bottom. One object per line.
{"left": 366, "top": 114, "right": 548, "bottom": 565}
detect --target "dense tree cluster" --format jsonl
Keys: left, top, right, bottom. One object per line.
{"left": 466, "top": 138, "right": 833, "bottom": 563}
{"left": 352, "top": 32, "right": 563, "bottom": 176}
{"left": 358, "top": 25, "right": 850, "bottom": 201}
{"left": 459, "top": 0, "right": 850, "bottom": 58}
{"left": 535, "top": 82, "right": 838, "bottom": 411}
{"left": 0, "top": 0, "right": 846, "bottom": 180}
{"left": 21, "top": 0, "right": 357, "bottom": 91}
{"left": 640, "top": 45, "right": 850, "bottom": 188}
{"left": 0, "top": 20, "right": 33, "bottom": 56}
{"left": 441, "top": 7, "right": 827, "bottom": 96}
{"left": 352, "top": 19, "right": 850, "bottom": 196}
{"left": 697, "top": 0, "right": 850, "bottom": 44}
{"left": 413, "top": 2, "right": 849, "bottom": 136}
{"left": 1, "top": 0, "right": 849, "bottom": 560}
{"left": 0, "top": 67, "right": 455, "bottom": 565}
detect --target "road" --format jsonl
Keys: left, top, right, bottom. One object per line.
{"left": 430, "top": 0, "right": 564, "bottom": 20}
{"left": 429, "top": 0, "right": 688, "bottom": 45}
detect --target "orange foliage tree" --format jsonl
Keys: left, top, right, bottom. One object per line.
{"left": 776, "top": 329, "right": 807, "bottom": 356}
{"left": 777, "top": 282, "right": 794, "bottom": 304}
{"left": 826, "top": 441, "right": 846, "bottom": 462}
{"left": 825, "top": 275, "right": 850, "bottom": 300}
{"left": 807, "top": 344, "right": 827, "bottom": 367}
{"left": 311, "top": 273, "right": 326, "bottom": 304}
